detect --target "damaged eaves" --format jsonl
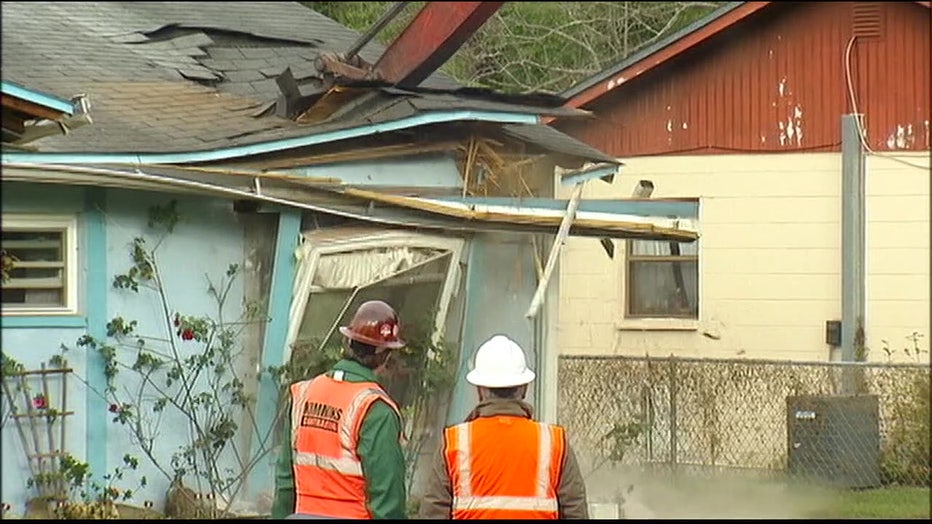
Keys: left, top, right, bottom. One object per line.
{"left": 1, "top": 2, "right": 615, "bottom": 171}
{"left": 2, "top": 162, "right": 695, "bottom": 242}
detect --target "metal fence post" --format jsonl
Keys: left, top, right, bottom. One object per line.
{"left": 669, "top": 357, "right": 678, "bottom": 470}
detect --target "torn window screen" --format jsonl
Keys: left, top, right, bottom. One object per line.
{"left": 310, "top": 246, "right": 444, "bottom": 290}
{"left": 286, "top": 230, "right": 465, "bottom": 364}
{"left": 293, "top": 250, "right": 453, "bottom": 405}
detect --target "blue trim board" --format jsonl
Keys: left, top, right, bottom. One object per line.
{"left": 0, "top": 111, "right": 539, "bottom": 166}
{"left": 429, "top": 197, "right": 700, "bottom": 218}
{"left": 83, "top": 187, "right": 108, "bottom": 479}
{"left": 2, "top": 316, "right": 87, "bottom": 328}
{"left": 561, "top": 165, "right": 619, "bottom": 186}
{"left": 248, "top": 209, "right": 302, "bottom": 492}
{"left": 1, "top": 81, "right": 74, "bottom": 115}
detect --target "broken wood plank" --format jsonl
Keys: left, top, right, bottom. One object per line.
{"left": 10, "top": 410, "right": 75, "bottom": 419}
{"left": 3, "top": 367, "right": 73, "bottom": 377}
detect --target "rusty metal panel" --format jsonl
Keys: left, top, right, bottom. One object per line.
{"left": 559, "top": 2, "right": 930, "bottom": 156}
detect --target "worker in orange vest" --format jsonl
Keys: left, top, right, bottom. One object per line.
{"left": 418, "top": 335, "right": 590, "bottom": 519}
{"left": 271, "top": 300, "right": 408, "bottom": 519}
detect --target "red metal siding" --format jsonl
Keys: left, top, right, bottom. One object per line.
{"left": 559, "top": 2, "right": 931, "bottom": 156}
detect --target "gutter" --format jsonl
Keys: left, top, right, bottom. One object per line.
{"left": 0, "top": 163, "right": 418, "bottom": 228}
{"left": 3, "top": 163, "right": 699, "bottom": 242}
{"left": 0, "top": 110, "right": 539, "bottom": 165}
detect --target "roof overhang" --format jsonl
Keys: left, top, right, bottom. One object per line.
{"left": 2, "top": 82, "right": 75, "bottom": 117}
{"left": 1, "top": 162, "right": 698, "bottom": 242}
{"left": 1, "top": 82, "right": 91, "bottom": 145}
{"left": 556, "top": 1, "right": 768, "bottom": 116}
{"left": 552, "top": 0, "right": 931, "bottom": 119}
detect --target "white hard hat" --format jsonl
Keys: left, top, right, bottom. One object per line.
{"left": 465, "top": 335, "right": 536, "bottom": 388}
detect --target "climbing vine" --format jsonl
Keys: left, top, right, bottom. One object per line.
{"left": 58, "top": 200, "right": 276, "bottom": 518}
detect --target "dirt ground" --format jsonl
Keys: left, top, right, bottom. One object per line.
{"left": 585, "top": 467, "right": 835, "bottom": 519}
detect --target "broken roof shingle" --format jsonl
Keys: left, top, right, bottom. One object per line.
{"left": 1, "top": 1, "right": 611, "bottom": 164}
{"left": 2, "top": 1, "right": 457, "bottom": 99}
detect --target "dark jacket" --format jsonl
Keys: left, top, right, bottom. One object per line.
{"left": 417, "top": 397, "right": 589, "bottom": 520}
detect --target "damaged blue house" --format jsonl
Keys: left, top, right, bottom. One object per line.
{"left": 0, "top": 1, "right": 698, "bottom": 516}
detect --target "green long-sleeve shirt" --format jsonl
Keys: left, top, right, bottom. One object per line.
{"left": 271, "top": 359, "right": 407, "bottom": 519}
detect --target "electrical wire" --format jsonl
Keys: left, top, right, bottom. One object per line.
{"left": 844, "top": 36, "right": 930, "bottom": 171}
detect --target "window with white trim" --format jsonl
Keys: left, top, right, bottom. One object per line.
{"left": 1, "top": 215, "right": 79, "bottom": 315}
{"left": 625, "top": 239, "right": 698, "bottom": 319}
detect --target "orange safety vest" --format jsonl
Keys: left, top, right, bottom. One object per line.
{"left": 442, "top": 415, "right": 567, "bottom": 520}
{"left": 290, "top": 371, "right": 401, "bottom": 519}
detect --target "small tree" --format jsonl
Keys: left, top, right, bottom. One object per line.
{"left": 62, "top": 200, "right": 280, "bottom": 517}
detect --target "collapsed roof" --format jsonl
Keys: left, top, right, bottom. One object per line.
{"left": 0, "top": 1, "right": 612, "bottom": 165}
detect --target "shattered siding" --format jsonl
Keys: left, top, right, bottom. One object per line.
{"left": 559, "top": 1, "right": 931, "bottom": 156}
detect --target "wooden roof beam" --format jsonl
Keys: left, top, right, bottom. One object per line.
{"left": 372, "top": 1, "right": 504, "bottom": 88}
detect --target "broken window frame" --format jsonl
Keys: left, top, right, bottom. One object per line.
{"left": 285, "top": 230, "right": 466, "bottom": 366}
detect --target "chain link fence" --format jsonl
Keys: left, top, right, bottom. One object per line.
{"left": 558, "top": 355, "right": 931, "bottom": 489}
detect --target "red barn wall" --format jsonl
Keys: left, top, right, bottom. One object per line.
{"left": 558, "top": 1, "right": 931, "bottom": 157}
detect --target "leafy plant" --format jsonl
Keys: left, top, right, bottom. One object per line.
{"left": 0, "top": 249, "right": 17, "bottom": 284}
{"left": 61, "top": 199, "right": 276, "bottom": 517}
{"left": 879, "top": 333, "right": 930, "bottom": 486}
{"left": 601, "top": 416, "right": 648, "bottom": 463}
{"left": 305, "top": 1, "right": 724, "bottom": 94}
{"left": 25, "top": 454, "right": 147, "bottom": 519}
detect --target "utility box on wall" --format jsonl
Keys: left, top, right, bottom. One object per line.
{"left": 786, "top": 395, "right": 881, "bottom": 488}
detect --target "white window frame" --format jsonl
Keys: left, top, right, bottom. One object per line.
{"left": 615, "top": 226, "right": 701, "bottom": 332}
{"left": 1, "top": 214, "right": 79, "bottom": 316}
{"left": 285, "top": 229, "right": 465, "bottom": 364}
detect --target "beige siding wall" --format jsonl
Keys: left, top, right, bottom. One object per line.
{"left": 557, "top": 152, "right": 930, "bottom": 363}
{"left": 865, "top": 154, "right": 931, "bottom": 362}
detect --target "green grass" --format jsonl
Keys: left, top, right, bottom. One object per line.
{"left": 810, "top": 487, "right": 931, "bottom": 519}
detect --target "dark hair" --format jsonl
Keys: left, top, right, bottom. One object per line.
{"left": 346, "top": 339, "right": 389, "bottom": 369}
{"left": 486, "top": 386, "right": 522, "bottom": 399}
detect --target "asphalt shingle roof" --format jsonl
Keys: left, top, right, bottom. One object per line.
{"left": 2, "top": 1, "right": 610, "bottom": 163}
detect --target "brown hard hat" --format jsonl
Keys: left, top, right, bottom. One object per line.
{"left": 339, "top": 300, "right": 406, "bottom": 351}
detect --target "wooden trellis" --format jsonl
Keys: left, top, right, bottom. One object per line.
{"left": 1, "top": 362, "right": 74, "bottom": 503}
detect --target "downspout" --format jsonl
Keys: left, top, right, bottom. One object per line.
{"left": 840, "top": 114, "right": 866, "bottom": 394}
{"left": 524, "top": 182, "right": 584, "bottom": 319}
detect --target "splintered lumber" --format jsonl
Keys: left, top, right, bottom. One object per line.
{"left": 339, "top": 187, "right": 699, "bottom": 242}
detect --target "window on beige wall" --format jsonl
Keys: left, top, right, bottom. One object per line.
{"left": 625, "top": 239, "right": 698, "bottom": 319}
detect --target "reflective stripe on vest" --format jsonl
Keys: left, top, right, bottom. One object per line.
{"left": 293, "top": 451, "right": 363, "bottom": 476}
{"left": 290, "top": 375, "right": 401, "bottom": 518}
{"left": 447, "top": 418, "right": 564, "bottom": 517}
{"left": 455, "top": 496, "right": 559, "bottom": 512}
{"left": 293, "top": 382, "right": 396, "bottom": 477}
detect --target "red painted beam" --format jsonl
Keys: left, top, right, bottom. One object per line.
{"left": 373, "top": 1, "right": 504, "bottom": 87}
